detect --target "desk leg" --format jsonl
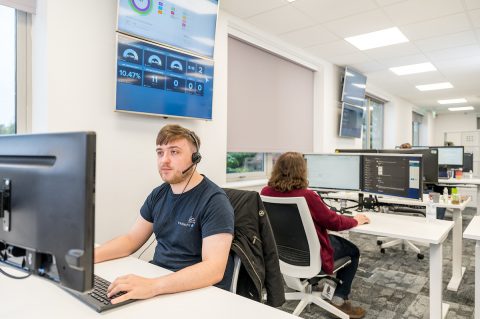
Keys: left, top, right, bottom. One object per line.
{"left": 476, "top": 242, "right": 480, "bottom": 319}
{"left": 447, "top": 209, "right": 466, "bottom": 291}
{"left": 477, "top": 185, "right": 480, "bottom": 216}
{"left": 430, "top": 243, "right": 449, "bottom": 319}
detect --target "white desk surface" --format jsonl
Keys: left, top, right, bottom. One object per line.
{"left": 349, "top": 212, "right": 454, "bottom": 244}
{"left": 438, "top": 178, "right": 480, "bottom": 185}
{"left": 324, "top": 191, "right": 470, "bottom": 210}
{"left": 464, "top": 216, "right": 480, "bottom": 240}
{"left": 1, "top": 257, "right": 298, "bottom": 319}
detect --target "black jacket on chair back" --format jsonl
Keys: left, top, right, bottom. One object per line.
{"left": 223, "top": 188, "right": 285, "bottom": 307}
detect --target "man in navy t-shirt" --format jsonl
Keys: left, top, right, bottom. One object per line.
{"left": 95, "top": 124, "right": 234, "bottom": 304}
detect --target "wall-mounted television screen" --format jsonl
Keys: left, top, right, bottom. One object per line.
{"left": 341, "top": 66, "right": 367, "bottom": 107}
{"left": 115, "top": 34, "right": 214, "bottom": 120}
{"left": 117, "top": 0, "right": 219, "bottom": 58}
{"left": 339, "top": 103, "right": 364, "bottom": 138}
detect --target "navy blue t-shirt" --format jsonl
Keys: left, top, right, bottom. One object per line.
{"left": 140, "top": 176, "right": 234, "bottom": 289}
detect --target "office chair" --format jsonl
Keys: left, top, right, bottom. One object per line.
{"left": 229, "top": 253, "right": 242, "bottom": 293}
{"left": 261, "top": 195, "right": 350, "bottom": 318}
{"left": 376, "top": 206, "right": 426, "bottom": 259}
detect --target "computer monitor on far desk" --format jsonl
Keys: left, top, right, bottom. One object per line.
{"left": 437, "top": 146, "right": 464, "bottom": 168}
{"left": 0, "top": 132, "right": 96, "bottom": 293}
{"left": 378, "top": 148, "right": 438, "bottom": 185}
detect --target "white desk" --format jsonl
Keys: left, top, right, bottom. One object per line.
{"left": 438, "top": 177, "right": 480, "bottom": 213}
{"left": 464, "top": 216, "right": 480, "bottom": 319}
{"left": 323, "top": 191, "right": 470, "bottom": 292}
{"left": 1, "top": 257, "right": 298, "bottom": 319}
{"left": 349, "top": 212, "right": 454, "bottom": 319}
{"left": 438, "top": 177, "right": 480, "bottom": 185}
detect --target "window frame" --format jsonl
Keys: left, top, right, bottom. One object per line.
{"left": 226, "top": 153, "right": 280, "bottom": 182}
{"left": 362, "top": 96, "right": 384, "bottom": 149}
{"left": 226, "top": 152, "right": 267, "bottom": 182}
{"left": 15, "top": 9, "right": 31, "bottom": 134}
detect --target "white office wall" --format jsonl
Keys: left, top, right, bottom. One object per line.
{"left": 419, "top": 112, "right": 435, "bottom": 146}
{"left": 31, "top": 0, "right": 230, "bottom": 244}
{"left": 433, "top": 112, "right": 477, "bottom": 146}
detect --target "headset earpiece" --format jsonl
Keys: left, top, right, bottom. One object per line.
{"left": 191, "top": 152, "right": 202, "bottom": 164}
{"left": 189, "top": 131, "right": 202, "bottom": 165}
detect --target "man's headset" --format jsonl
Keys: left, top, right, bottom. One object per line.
{"left": 181, "top": 130, "right": 202, "bottom": 174}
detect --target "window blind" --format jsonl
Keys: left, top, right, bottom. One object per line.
{"left": 227, "top": 36, "right": 314, "bottom": 153}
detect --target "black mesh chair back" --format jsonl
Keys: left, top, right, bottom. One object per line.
{"left": 263, "top": 201, "right": 310, "bottom": 267}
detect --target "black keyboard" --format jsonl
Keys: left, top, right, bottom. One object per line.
{"left": 69, "top": 275, "right": 136, "bottom": 312}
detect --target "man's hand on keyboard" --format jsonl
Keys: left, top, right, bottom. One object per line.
{"left": 107, "top": 274, "right": 157, "bottom": 304}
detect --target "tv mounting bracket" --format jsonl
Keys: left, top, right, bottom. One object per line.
{"left": 0, "top": 178, "right": 11, "bottom": 232}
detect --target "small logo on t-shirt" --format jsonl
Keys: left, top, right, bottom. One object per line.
{"left": 177, "top": 216, "right": 196, "bottom": 228}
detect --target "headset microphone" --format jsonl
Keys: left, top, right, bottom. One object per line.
{"left": 182, "top": 162, "right": 196, "bottom": 175}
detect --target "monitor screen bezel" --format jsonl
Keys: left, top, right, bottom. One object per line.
{"left": 434, "top": 146, "right": 464, "bottom": 168}
{"left": 114, "top": 33, "right": 215, "bottom": 120}
{"left": 116, "top": 0, "right": 219, "bottom": 59}
{"left": 339, "top": 103, "right": 364, "bottom": 139}
{"left": 361, "top": 153, "right": 424, "bottom": 201}
{"left": 340, "top": 66, "right": 367, "bottom": 107}
{"left": 0, "top": 132, "right": 95, "bottom": 293}
{"left": 304, "top": 153, "right": 362, "bottom": 191}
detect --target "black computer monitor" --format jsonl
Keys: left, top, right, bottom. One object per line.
{"left": 435, "top": 146, "right": 464, "bottom": 168}
{"left": 0, "top": 132, "right": 95, "bottom": 293}
{"left": 463, "top": 152, "right": 473, "bottom": 172}
{"left": 361, "top": 154, "right": 423, "bottom": 200}
{"left": 304, "top": 154, "right": 361, "bottom": 191}
{"left": 335, "top": 148, "right": 379, "bottom": 154}
{"left": 378, "top": 148, "right": 438, "bottom": 184}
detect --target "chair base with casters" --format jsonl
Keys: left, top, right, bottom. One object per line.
{"left": 284, "top": 257, "right": 351, "bottom": 318}
{"left": 376, "top": 206, "right": 426, "bottom": 260}
{"left": 376, "top": 237, "right": 426, "bottom": 260}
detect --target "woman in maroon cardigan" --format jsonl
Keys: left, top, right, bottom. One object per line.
{"left": 261, "top": 152, "right": 369, "bottom": 319}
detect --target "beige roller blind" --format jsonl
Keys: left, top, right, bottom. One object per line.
{"left": 227, "top": 36, "right": 314, "bottom": 153}
{"left": 0, "top": 0, "right": 36, "bottom": 13}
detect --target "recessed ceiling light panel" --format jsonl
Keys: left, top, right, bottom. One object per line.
{"left": 389, "top": 62, "right": 436, "bottom": 75}
{"left": 448, "top": 106, "right": 474, "bottom": 111}
{"left": 416, "top": 82, "right": 453, "bottom": 91}
{"left": 438, "top": 98, "right": 467, "bottom": 105}
{"left": 345, "top": 27, "right": 409, "bottom": 51}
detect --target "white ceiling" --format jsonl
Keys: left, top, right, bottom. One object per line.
{"left": 220, "top": 0, "right": 480, "bottom": 114}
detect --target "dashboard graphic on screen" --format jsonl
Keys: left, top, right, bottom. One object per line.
{"left": 115, "top": 34, "right": 214, "bottom": 119}
{"left": 117, "top": 0, "right": 218, "bottom": 58}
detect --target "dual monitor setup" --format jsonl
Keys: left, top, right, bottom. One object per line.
{"left": 0, "top": 132, "right": 96, "bottom": 294}
{"left": 304, "top": 153, "right": 423, "bottom": 201}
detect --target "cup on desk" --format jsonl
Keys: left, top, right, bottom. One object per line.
{"left": 455, "top": 169, "right": 463, "bottom": 179}
{"left": 429, "top": 192, "right": 440, "bottom": 203}
{"left": 447, "top": 169, "right": 455, "bottom": 179}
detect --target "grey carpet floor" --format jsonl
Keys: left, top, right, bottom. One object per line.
{"left": 278, "top": 207, "right": 477, "bottom": 319}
